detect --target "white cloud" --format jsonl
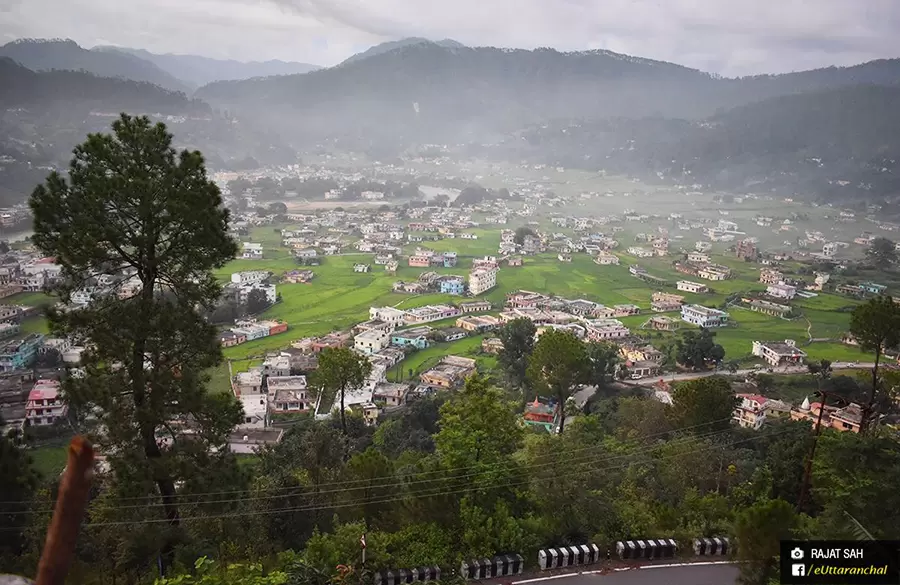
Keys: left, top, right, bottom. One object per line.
{"left": 0, "top": 0, "right": 898, "bottom": 74}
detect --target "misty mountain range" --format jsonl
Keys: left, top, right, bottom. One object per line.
{"left": 338, "top": 37, "right": 465, "bottom": 66}
{"left": 0, "top": 39, "right": 322, "bottom": 90}
{"left": 1, "top": 36, "right": 900, "bottom": 205}
{"left": 93, "top": 46, "right": 321, "bottom": 88}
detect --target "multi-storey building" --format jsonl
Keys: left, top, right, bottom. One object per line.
{"left": 680, "top": 305, "right": 729, "bottom": 328}
{"left": 751, "top": 340, "right": 807, "bottom": 367}
{"left": 26, "top": 379, "right": 66, "bottom": 427}
{"left": 468, "top": 268, "right": 498, "bottom": 296}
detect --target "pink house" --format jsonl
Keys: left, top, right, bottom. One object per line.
{"left": 26, "top": 379, "right": 67, "bottom": 427}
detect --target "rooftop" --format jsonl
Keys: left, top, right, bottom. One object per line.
{"left": 683, "top": 304, "right": 728, "bottom": 316}
{"left": 737, "top": 393, "right": 769, "bottom": 405}
{"left": 267, "top": 375, "right": 308, "bottom": 391}
{"left": 440, "top": 355, "right": 477, "bottom": 369}
{"left": 757, "top": 341, "right": 807, "bottom": 356}
{"left": 28, "top": 379, "right": 61, "bottom": 401}
{"left": 394, "top": 326, "right": 433, "bottom": 338}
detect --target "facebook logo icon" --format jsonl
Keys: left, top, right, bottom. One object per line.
{"left": 792, "top": 564, "right": 806, "bottom": 577}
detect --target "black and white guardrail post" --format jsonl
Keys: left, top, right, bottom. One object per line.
{"left": 693, "top": 537, "right": 730, "bottom": 556}
{"left": 460, "top": 555, "right": 524, "bottom": 580}
{"left": 538, "top": 544, "right": 603, "bottom": 570}
{"left": 615, "top": 539, "right": 678, "bottom": 560}
{"left": 374, "top": 566, "right": 441, "bottom": 585}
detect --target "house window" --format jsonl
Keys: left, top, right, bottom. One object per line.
{"left": 245, "top": 417, "right": 253, "bottom": 424}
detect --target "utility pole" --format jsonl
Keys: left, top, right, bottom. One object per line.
{"left": 360, "top": 533, "right": 366, "bottom": 585}
{"left": 797, "top": 391, "right": 830, "bottom": 512}
{"left": 715, "top": 448, "right": 725, "bottom": 494}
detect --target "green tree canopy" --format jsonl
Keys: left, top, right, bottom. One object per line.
{"left": 29, "top": 113, "right": 241, "bottom": 573}
{"left": 526, "top": 329, "right": 590, "bottom": 434}
{"left": 245, "top": 287, "right": 272, "bottom": 315}
{"left": 865, "top": 237, "right": 897, "bottom": 269}
{"left": 513, "top": 226, "right": 537, "bottom": 245}
{"left": 850, "top": 295, "right": 900, "bottom": 430}
{"left": 434, "top": 375, "right": 523, "bottom": 507}
{"left": 811, "top": 432, "right": 900, "bottom": 539}
{"left": 670, "top": 376, "right": 737, "bottom": 433}
{"left": 497, "top": 317, "right": 536, "bottom": 392}
{"left": 734, "top": 499, "right": 798, "bottom": 585}
{"left": 676, "top": 328, "right": 726, "bottom": 370}
{"left": 0, "top": 432, "right": 39, "bottom": 568}
{"left": 585, "top": 341, "right": 620, "bottom": 387}
{"left": 314, "top": 347, "right": 373, "bottom": 438}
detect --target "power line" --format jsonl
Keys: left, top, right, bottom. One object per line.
{"left": 64, "top": 427, "right": 796, "bottom": 529}
{"left": 1, "top": 416, "right": 735, "bottom": 507}
{"left": 8, "top": 424, "right": 739, "bottom": 516}
{"left": 3, "top": 425, "right": 783, "bottom": 526}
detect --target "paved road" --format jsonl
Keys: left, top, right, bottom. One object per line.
{"left": 621, "top": 361, "right": 876, "bottom": 386}
{"left": 513, "top": 563, "right": 740, "bottom": 585}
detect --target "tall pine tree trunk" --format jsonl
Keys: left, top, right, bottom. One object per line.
{"left": 131, "top": 279, "right": 180, "bottom": 574}
{"left": 864, "top": 348, "right": 882, "bottom": 434}
{"left": 340, "top": 384, "right": 347, "bottom": 435}
{"left": 557, "top": 389, "right": 566, "bottom": 435}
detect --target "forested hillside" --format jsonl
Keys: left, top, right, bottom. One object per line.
{"left": 95, "top": 46, "right": 321, "bottom": 87}
{"left": 339, "top": 37, "right": 466, "bottom": 65}
{"left": 0, "top": 57, "right": 205, "bottom": 112}
{"left": 197, "top": 43, "right": 900, "bottom": 148}
{"left": 0, "top": 38, "right": 191, "bottom": 93}
{"left": 196, "top": 44, "right": 717, "bottom": 147}
{"left": 496, "top": 85, "right": 900, "bottom": 201}
{"left": 0, "top": 58, "right": 294, "bottom": 204}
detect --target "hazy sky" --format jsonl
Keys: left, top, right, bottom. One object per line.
{"left": 1, "top": 0, "right": 898, "bottom": 75}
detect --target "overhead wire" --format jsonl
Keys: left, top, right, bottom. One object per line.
{"left": 2, "top": 422, "right": 784, "bottom": 525}
{"left": 0, "top": 416, "right": 737, "bottom": 508}
{"left": 3, "top": 418, "right": 739, "bottom": 514}
{"left": 64, "top": 425, "right": 796, "bottom": 529}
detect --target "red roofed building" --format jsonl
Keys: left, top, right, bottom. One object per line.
{"left": 523, "top": 397, "right": 559, "bottom": 433}
{"left": 733, "top": 393, "right": 768, "bottom": 430}
{"left": 651, "top": 379, "right": 673, "bottom": 405}
{"left": 26, "top": 379, "right": 67, "bottom": 427}
{"left": 790, "top": 397, "right": 862, "bottom": 433}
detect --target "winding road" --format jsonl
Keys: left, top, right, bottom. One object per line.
{"left": 492, "top": 562, "right": 741, "bottom": 585}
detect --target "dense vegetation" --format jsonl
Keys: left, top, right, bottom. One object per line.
{"left": 6, "top": 373, "right": 900, "bottom": 584}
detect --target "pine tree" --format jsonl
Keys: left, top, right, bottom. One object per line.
{"left": 29, "top": 114, "right": 242, "bottom": 573}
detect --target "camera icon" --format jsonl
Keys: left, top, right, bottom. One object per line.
{"left": 791, "top": 547, "right": 805, "bottom": 560}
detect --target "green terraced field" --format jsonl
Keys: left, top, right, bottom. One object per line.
{"left": 18, "top": 222, "right": 874, "bottom": 392}
{"left": 215, "top": 228, "right": 878, "bottom": 367}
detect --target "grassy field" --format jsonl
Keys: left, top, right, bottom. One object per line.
{"left": 29, "top": 446, "right": 68, "bottom": 479}
{"left": 215, "top": 224, "right": 878, "bottom": 368}
{"left": 386, "top": 334, "right": 495, "bottom": 380}
{"left": 20, "top": 316, "right": 50, "bottom": 335}
{"left": 9, "top": 217, "right": 878, "bottom": 395}
{"left": 5, "top": 291, "right": 55, "bottom": 308}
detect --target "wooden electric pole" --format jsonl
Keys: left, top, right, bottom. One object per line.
{"left": 797, "top": 391, "right": 831, "bottom": 512}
